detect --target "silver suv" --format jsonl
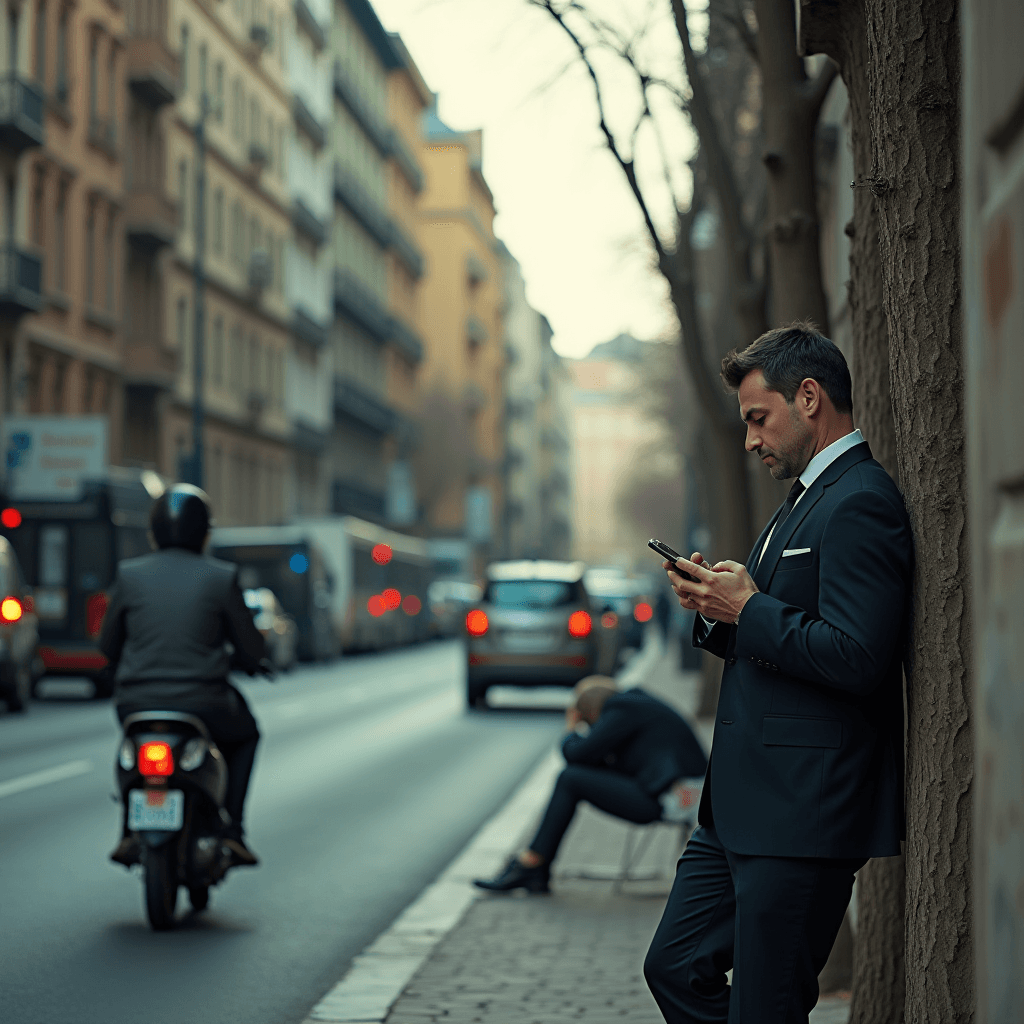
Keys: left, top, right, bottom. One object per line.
{"left": 465, "top": 561, "right": 603, "bottom": 709}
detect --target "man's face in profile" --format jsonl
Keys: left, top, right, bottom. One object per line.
{"left": 738, "top": 370, "right": 814, "bottom": 481}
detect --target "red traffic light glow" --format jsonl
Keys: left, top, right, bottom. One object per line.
{"left": 633, "top": 602, "right": 654, "bottom": 623}
{"left": 1, "top": 507, "right": 22, "bottom": 529}
{"left": 138, "top": 741, "right": 174, "bottom": 777}
{"left": 402, "top": 594, "right": 422, "bottom": 616}
{"left": 568, "top": 610, "right": 593, "bottom": 638}
{"left": 466, "top": 609, "right": 489, "bottom": 636}
{"left": 371, "top": 543, "right": 392, "bottom": 565}
{"left": 367, "top": 594, "right": 386, "bottom": 617}
{"left": 382, "top": 588, "right": 401, "bottom": 611}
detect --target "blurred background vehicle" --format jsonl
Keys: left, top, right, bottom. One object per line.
{"left": 427, "top": 579, "right": 483, "bottom": 638}
{"left": 0, "top": 468, "right": 165, "bottom": 699}
{"left": 583, "top": 568, "right": 654, "bottom": 656}
{"left": 0, "top": 536, "right": 39, "bottom": 712}
{"left": 243, "top": 588, "right": 298, "bottom": 672}
{"left": 465, "top": 560, "right": 603, "bottom": 710}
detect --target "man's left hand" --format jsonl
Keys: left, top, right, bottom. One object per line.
{"left": 565, "top": 705, "right": 581, "bottom": 732}
{"left": 666, "top": 558, "right": 759, "bottom": 624}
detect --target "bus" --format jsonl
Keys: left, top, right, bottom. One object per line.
{"left": 0, "top": 467, "right": 166, "bottom": 696}
{"left": 210, "top": 516, "right": 434, "bottom": 656}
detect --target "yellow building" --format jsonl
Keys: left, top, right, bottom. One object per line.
{"left": 417, "top": 100, "right": 505, "bottom": 555}
{"left": 161, "top": 0, "right": 293, "bottom": 524}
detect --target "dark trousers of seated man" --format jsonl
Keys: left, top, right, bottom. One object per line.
{"left": 644, "top": 823, "right": 864, "bottom": 1024}
{"left": 529, "top": 764, "right": 664, "bottom": 863}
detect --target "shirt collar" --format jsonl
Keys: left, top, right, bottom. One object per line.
{"left": 798, "top": 429, "right": 865, "bottom": 492}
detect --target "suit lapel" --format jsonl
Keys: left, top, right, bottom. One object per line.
{"left": 751, "top": 442, "right": 873, "bottom": 591}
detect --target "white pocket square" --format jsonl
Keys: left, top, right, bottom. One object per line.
{"left": 782, "top": 547, "right": 811, "bottom": 557}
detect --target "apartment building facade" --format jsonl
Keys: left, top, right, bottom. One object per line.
{"left": 285, "top": 0, "right": 332, "bottom": 516}
{"left": 162, "top": 0, "right": 293, "bottom": 525}
{"left": 417, "top": 100, "right": 505, "bottom": 560}
{"left": 6, "top": 0, "right": 126, "bottom": 458}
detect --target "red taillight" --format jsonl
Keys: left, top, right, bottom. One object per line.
{"left": 367, "top": 594, "right": 386, "bottom": 617}
{"left": 402, "top": 594, "right": 422, "bottom": 615}
{"left": 138, "top": 741, "right": 174, "bottom": 776}
{"left": 86, "top": 591, "right": 109, "bottom": 637}
{"left": 371, "top": 543, "right": 392, "bottom": 565}
{"left": 1, "top": 507, "right": 22, "bottom": 529}
{"left": 0, "top": 596, "right": 23, "bottom": 623}
{"left": 382, "top": 587, "right": 401, "bottom": 611}
{"left": 466, "top": 609, "right": 489, "bottom": 636}
{"left": 600, "top": 611, "right": 618, "bottom": 629}
{"left": 568, "top": 610, "right": 592, "bottom": 638}
{"left": 634, "top": 601, "right": 653, "bottom": 623}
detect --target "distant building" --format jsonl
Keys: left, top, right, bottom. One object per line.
{"left": 416, "top": 98, "right": 505, "bottom": 568}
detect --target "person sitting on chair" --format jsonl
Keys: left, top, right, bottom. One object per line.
{"left": 474, "top": 676, "right": 708, "bottom": 894}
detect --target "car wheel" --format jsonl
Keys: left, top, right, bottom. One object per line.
{"left": 5, "top": 661, "right": 31, "bottom": 712}
{"left": 466, "top": 681, "right": 488, "bottom": 711}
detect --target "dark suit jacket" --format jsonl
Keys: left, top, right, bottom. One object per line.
{"left": 694, "top": 442, "right": 911, "bottom": 858}
{"left": 562, "top": 688, "right": 708, "bottom": 797}
{"left": 100, "top": 548, "right": 265, "bottom": 688}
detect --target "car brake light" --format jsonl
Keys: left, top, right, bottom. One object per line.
{"left": 568, "top": 610, "right": 592, "bottom": 638}
{"left": 138, "top": 741, "right": 174, "bottom": 776}
{"left": 1, "top": 507, "right": 22, "bottom": 528}
{"left": 466, "top": 609, "right": 489, "bottom": 636}
{"left": 86, "top": 592, "right": 109, "bottom": 637}
{"left": 601, "top": 611, "right": 618, "bottom": 629}
{"left": 634, "top": 601, "right": 653, "bottom": 623}
{"left": 382, "top": 587, "right": 401, "bottom": 611}
{"left": 0, "top": 596, "right": 23, "bottom": 623}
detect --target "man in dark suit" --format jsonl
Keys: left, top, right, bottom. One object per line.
{"left": 101, "top": 485, "right": 267, "bottom": 868}
{"left": 644, "top": 324, "right": 911, "bottom": 1023}
{"left": 474, "top": 677, "right": 707, "bottom": 894}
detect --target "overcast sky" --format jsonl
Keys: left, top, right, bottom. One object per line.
{"left": 372, "top": 0, "right": 700, "bottom": 359}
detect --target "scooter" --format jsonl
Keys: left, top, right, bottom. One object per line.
{"left": 115, "top": 711, "right": 236, "bottom": 930}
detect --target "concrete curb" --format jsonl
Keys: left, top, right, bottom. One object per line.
{"left": 300, "top": 629, "right": 664, "bottom": 1024}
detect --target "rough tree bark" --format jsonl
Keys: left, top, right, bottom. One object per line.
{"left": 799, "top": 2, "right": 905, "bottom": 1018}
{"left": 864, "top": 1, "right": 974, "bottom": 1021}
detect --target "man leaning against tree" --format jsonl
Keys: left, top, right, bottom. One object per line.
{"left": 644, "top": 324, "right": 911, "bottom": 1024}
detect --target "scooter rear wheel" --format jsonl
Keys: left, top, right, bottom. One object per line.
{"left": 144, "top": 845, "right": 179, "bottom": 930}
{"left": 189, "top": 885, "right": 210, "bottom": 911}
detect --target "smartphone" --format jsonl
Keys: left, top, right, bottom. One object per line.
{"left": 648, "top": 538, "right": 699, "bottom": 582}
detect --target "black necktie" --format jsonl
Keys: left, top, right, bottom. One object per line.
{"left": 774, "top": 480, "right": 806, "bottom": 536}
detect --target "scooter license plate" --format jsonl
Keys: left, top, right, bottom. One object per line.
{"left": 128, "top": 789, "right": 184, "bottom": 831}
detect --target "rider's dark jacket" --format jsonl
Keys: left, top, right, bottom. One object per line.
{"left": 99, "top": 548, "right": 265, "bottom": 697}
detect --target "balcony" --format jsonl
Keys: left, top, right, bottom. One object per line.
{"left": 292, "top": 197, "right": 327, "bottom": 246}
{"left": 332, "top": 60, "right": 390, "bottom": 155}
{"left": 466, "top": 315, "right": 488, "bottom": 346}
{"left": 331, "top": 477, "right": 385, "bottom": 522}
{"left": 0, "top": 246, "right": 43, "bottom": 321}
{"left": 88, "top": 116, "right": 118, "bottom": 158}
{"left": 334, "top": 374, "right": 396, "bottom": 435}
{"left": 293, "top": 93, "right": 326, "bottom": 149}
{"left": 333, "top": 163, "right": 391, "bottom": 247}
{"left": 386, "top": 127, "right": 423, "bottom": 193}
{"left": 389, "top": 222, "right": 423, "bottom": 279}
{"left": 127, "top": 31, "right": 179, "bottom": 108}
{"left": 0, "top": 76, "right": 44, "bottom": 153}
{"left": 248, "top": 141, "right": 269, "bottom": 170}
{"left": 294, "top": 0, "right": 327, "bottom": 50}
{"left": 388, "top": 315, "right": 423, "bottom": 365}
{"left": 291, "top": 306, "right": 328, "bottom": 348}
{"left": 333, "top": 268, "right": 390, "bottom": 342}
{"left": 125, "top": 184, "right": 177, "bottom": 251}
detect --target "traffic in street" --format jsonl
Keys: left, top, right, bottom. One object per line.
{"left": 0, "top": 641, "right": 566, "bottom": 1024}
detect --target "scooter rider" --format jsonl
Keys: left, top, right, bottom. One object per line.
{"left": 100, "top": 484, "right": 267, "bottom": 868}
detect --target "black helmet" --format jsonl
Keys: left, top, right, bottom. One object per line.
{"left": 149, "top": 484, "right": 213, "bottom": 553}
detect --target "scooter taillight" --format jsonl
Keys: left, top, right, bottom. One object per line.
{"left": 138, "top": 741, "right": 174, "bottom": 776}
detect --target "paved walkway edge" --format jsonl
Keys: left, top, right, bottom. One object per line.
{"left": 301, "top": 633, "right": 665, "bottom": 1024}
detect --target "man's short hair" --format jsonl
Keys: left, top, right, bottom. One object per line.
{"left": 573, "top": 676, "right": 618, "bottom": 721}
{"left": 720, "top": 322, "right": 853, "bottom": 413}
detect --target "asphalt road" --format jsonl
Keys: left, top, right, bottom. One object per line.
{"left": 0, "top": 641, "right": 567, "bottom": 1024}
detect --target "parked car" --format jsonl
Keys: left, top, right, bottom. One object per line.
{"left": 428, "top": 579, "right": 483, "bottom": 638}
{"left": 243, "top": 588, "right": 298, "bottom": 672}
{"left": 0, "top": 536, "right": 39, "bottom": 712}
{"left": 584, "top": 570, "right": 654, "bottom": 652}
{"left": 465, "top": 561, "right": 603, "bottom": 710}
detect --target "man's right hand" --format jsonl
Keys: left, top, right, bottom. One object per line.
{"left": 665, "top": 552, "right": 712, "bottom": 607}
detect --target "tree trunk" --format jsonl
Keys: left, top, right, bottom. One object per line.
{"left": 863, "top": 2, "right": 974, "bottom": 1021}
{"left": 754, "top": 0, "right": 833, "bottom": 331}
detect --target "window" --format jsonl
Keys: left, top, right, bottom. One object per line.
{"left": 212, "top": 187, "right": 224, "bottom": 254}
{"left": 265, "top": 116, "right": 273, "bottom": 171}
{"left": 214, "top": 60, "right": 224, "bottom": 121}
{"left": 231, "top": 200, "right": 243, "bottom": 265}
{"left": 88, "top": 32, "right": 98, "bottom": 118}
{"left": 35, "top": 0, "right": 46, "bottom": 85}
{"left": 276, "top": 236, "right": 284, "bottom": 293}
{"left": 249, "top": 97, "right": 259, "bottom": 145}
{"left": 249, "top": 334, "right": 259, "bottom": 392}
{"left": 177, "top": 158, "right": 188, "bottom": 229}
{"left": 176, "top": 297, "right": 190, "bottom": 374}
{"left": 198, "top": 41, "right": 208, "bottom": 100}
{"left": 85, "top": 203, "right": 95, "bottom": 305}
{"left": 212, "top": 316, "right": 224, "bottom": 385}
{"left": 105, "top": 211, "right": 115, "bottom": 311}
{"left": 249, "top": 215, "right": 259, "bottom": 258}
{"left": 54, "top": 181, "right": 66, "bottom": 291}
{"left": 230, "top": 322, "right": 243, "bottom": 386}
{"left": 231, "top": 77, "right": 242, "bottom": 139}
{"left": 180, "top": 23, "right": 189, "bottom": 93}
{"left": 30, "top": 167, "right": 44, "bottom": 246}
{"left": 56, "top": 5, "right": 69, "bottom": 102}
{"left": 107, "top": 48, "right": 116, "bottom": 124}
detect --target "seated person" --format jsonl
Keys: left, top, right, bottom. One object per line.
{"left": 474, "top": 676, "right": 708, "bottom": 893}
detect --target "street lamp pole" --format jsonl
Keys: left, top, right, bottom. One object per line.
{"left": 189, "top": 92, "right": 210, "bottom": 489}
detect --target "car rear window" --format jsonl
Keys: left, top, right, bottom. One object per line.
{"left": 487, "top": 581, "right": 575, "bottom": 608}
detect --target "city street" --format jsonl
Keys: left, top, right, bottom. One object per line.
{"left": 0, "top": 641, "right": 565, "bottom": 1024}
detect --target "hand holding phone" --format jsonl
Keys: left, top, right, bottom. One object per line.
{"left": 648, "top": 538, "right": 702, "bottom": 583}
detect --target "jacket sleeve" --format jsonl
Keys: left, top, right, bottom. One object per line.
{"left": 98, "top": 575, "right": 128, "bottom": 670}
{"left": 734, "top": 487, "right": 911, "bottom": 696}
{"left": 562, "top": 704, "right": 641, "bottom": 765}
{"left": 693, "top": 614, "right": 731, "bottom": 660}
{"left": 222, "top": 571, "right": 266, "bottom": 673}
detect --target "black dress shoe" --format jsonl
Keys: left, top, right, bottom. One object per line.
{"left": 474, "top": 856, "right": 550, "bottom": 893}
{"left": 222, "top": 837, "right": 260, "bottom": 867}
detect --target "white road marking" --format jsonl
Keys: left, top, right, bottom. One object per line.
{"left": 0, "top": 759, "right": 93, "bottom": 800}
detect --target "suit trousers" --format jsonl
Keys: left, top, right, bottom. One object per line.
{"left": 527, "top": 765, "right": 663, "bottom": 863}
{"left": 644, "top": 825, "right": 864, "bottom": 1024}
